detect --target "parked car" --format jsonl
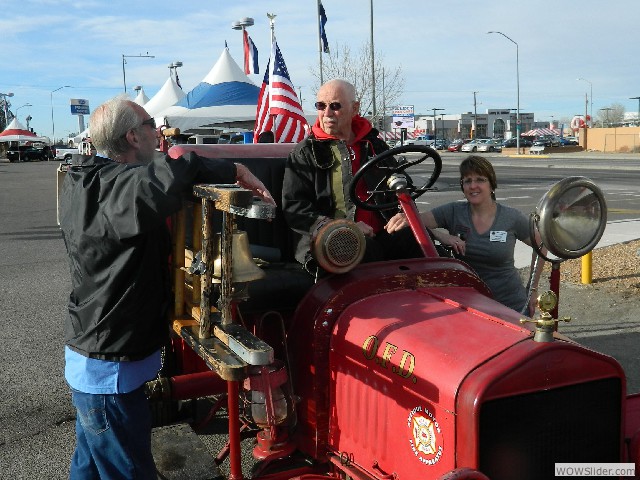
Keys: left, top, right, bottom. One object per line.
{"left": 460, "top": 139, "right": 489, "bottom": 153}
{"left": 476, "top": 139, "right": 503, "bottom": 153}
{"left": 501, "top": 137, "right": 533, "bottom": 148}
{"left": 414, "top": 139, "right": 436, "bottom": 147}
{"left": 405, "top": 135, "right": 434, "bottom": 147}
{"left": 559, "top": 137, "right": 578, "bottom": 146}
{"left": 448, "top": 139, "right": 470, "bottom": 152}
{"left": 533, "top": 135, "right": 561, "bottom": 147}
{"left": 433, "top": 139, "right": 449, "bottom": 150}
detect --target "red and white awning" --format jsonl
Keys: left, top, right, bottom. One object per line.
{"left": 521, "top": 127, "right": 560, "bottom": 137}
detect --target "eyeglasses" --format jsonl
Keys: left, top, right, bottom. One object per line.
{"left": 461, "top": 177, "right": 489, "bottom": 186}
{"left": 120, "top": 117, "right": 156, "bottom": 138}
{"left": 314, "top": 101, "right": 342, "bottom": 111}
{"left": 140, "top": 117, "right": 156, "bottom": 129}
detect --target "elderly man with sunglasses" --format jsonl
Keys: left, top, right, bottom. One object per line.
{"left": 59, "top": 95, "right": 273, "bottom": 479}
{"left": 283, "top": 79, "right": 423, "bottom": 272}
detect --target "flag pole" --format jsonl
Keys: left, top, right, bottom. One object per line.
{"left": 317, "top": 0, "right": 324, "bottom": 84}
{"left": 267, "top": 13, "right": 278, "bottom": 139}
{"left": 369, "top": 0, "right": 376, "bottom": 122}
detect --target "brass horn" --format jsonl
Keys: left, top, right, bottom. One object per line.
{"left": 212, "top": 231, "right": 266, "bottom": 283}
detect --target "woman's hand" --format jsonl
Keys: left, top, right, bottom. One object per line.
{"left": 438, "top": 232, "right": 466, "bottom": 256}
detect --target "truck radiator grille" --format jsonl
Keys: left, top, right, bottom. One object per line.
{"left": 479, "top": 378, "right": 621, "bottom": 480}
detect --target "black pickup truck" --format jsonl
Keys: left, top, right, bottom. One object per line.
{"left": 7, "top": 145, "right": 53, "bottom": 162}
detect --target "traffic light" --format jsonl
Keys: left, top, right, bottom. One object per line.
{"left": 377, "top": 118, "right": 384, "bottom": 129}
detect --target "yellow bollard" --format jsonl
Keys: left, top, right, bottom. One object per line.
{"left": 581, "top": 251, "right": 593, "bottom": 284}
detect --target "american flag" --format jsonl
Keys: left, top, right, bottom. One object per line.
{"left": 254, "top": 41, "right": 308, "bottom": 143}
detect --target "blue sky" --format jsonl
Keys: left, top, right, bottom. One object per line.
{"left": 2, "top": 0, "right": 638, "bottom": 141}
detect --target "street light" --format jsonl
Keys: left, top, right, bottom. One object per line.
{"left": 600, "top": 107, "right": 613, "bottom": 127}
{"left": 15, "top": 103, "right": 32, "bottom": 120}
{"left": 231, "top": 17, "right": 254, "bottom": 32}
{"left": 630, "top": 97, "right": 640, "bottom": 126}
{"left": 51, "top": 86, "right": 71, "bottom": 144}
{"left": 577, "top": 78, "right": 593, "bottom": 122}
{"left": 488, "top": 31, "right": 520, "bottom": 153}
{"left": 429, "top": 108, "right": 444, "bottom": 144}
{"left": 122, "top": 53, "right": 155, "bottom": 93}
{"left": 0, "top": 92, "right": 14, "bottom": 129}
{"left": 168, "top": 61, "right": 183, "bottom": 86}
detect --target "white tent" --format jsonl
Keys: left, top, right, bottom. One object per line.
{"left": 144, "top": 75, "right": 186, "bottom": 118}
{"left": 134, "top": 87, "right": 150, "bottom": 106}
{"left": 155, "top": 47, "right": 259, "bottom": 131}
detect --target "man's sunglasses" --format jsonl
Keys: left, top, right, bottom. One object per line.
{"left": 141, "top": 118, "right": 156, "bottom": 129}
{"left": 314, "top": 101, "right": 342, "bottom": 111}
{"left": 120, "top": 117, "right": 156, "bottom": 138}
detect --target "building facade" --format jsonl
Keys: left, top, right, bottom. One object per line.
{"left": 383, "top": 109, "right": 536, "bottom": 140}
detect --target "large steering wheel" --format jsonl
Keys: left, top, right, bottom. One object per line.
{"left": 349, "top": 144, "right": 442, "bottom": 211}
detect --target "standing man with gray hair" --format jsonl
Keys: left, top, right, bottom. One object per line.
{"left": 282, "top": 78, "right": 422, "bottom": 272}
{"left": 59, "top": 95, "right": 273, "bottom": 479}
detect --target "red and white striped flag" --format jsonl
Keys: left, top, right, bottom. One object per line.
{"left": 243, "top": 30, "right": 259, "bottom": 75}
{"left": 254, "top": 41, "right": 308, "bottom": 143}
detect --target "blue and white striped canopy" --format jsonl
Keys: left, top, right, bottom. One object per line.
{"left": 156, "top": 48, "right": 259, "bottom": 131}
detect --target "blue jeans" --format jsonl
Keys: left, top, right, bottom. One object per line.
{"left": 70, "top": 387, "right": 157, "bottom": 479}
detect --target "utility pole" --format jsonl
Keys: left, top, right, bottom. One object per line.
{"left": 472, "top": 91, "right": 478, "bottom": 139}
{"left": 630, "top": 97, "right": 640, "bottom": 126}
{"left": 430, "top": 108, "right": 444, "bottom": 144}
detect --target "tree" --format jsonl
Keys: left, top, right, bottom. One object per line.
{"left": 0, "top": 99, "right": 9, "bottom": 132}
{"left": 596, "top": 103, "right": 625, "bottom": 127}
{"left": 310, "top": 41, "right": 405, "bottom": 127}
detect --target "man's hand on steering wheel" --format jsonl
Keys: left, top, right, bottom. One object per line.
{"left": 349, "top": 145, "right": 443, "bottom": 211}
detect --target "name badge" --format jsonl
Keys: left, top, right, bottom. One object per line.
{"left": 490, "top": 230, "right": 507, "bottom": 242}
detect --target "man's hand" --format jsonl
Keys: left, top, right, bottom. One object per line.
{"left": 235, "top": 163, "right": 276, "bottom": 206}
{"left": 356, "top": 221, "right": 375, "bottom": 237}
{"left": 384, "top": 212, "right": 408, "bottom": 233}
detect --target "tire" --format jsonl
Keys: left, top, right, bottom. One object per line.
{"left": 472, "top": 147, "right": 477, "bottom": 152}
{"left": 64, "top": 154, "right": 72, "bottom": 161}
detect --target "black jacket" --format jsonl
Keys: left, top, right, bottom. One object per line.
{"left": 59, "top": 152, "right": 236, "bottom": 361}
{"left": 282, "top": 129, "right": 398, "bottom": 263}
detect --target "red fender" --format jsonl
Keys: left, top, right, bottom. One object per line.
{"left": 629, "top": 431, "right": 640, "bottom": 478}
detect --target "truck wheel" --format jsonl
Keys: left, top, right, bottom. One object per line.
{"left": 64, "top": 154, "right": 72, "bottom": 161}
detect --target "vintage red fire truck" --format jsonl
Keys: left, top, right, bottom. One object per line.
{"left": 145, "top": 137, "right": 639, "bottom": 480}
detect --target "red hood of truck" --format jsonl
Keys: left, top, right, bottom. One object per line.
{"left": 327, "top": 286, "right": 530, "bottom": 478}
